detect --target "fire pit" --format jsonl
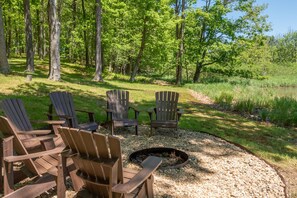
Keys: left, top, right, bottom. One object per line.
{"left": 129, "top": 147, "right": 189, "bottom": 169}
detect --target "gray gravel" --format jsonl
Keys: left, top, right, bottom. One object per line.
{"left": 50, "top": 126, "right": 285, "bottom": 198}
{"left": 118, "top": 126, "right": 285, "bottom": 198}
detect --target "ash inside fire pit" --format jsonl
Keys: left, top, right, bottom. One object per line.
{"left": 129, "top": 147, "right": 189, "bottom": 169}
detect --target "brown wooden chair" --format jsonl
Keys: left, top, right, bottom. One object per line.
{"left": 147, "top": 91, "right": 183, "bottom": 135}
{"left": 0, "top": 98, "right": 65, "bottom": 150}
{"left": 49, "top": 91, "right": 98, "bottom": 132}
{"left": 106, "top": 90, "right": 139, "bottom": 135}
{"left": 58, "top": 127, "right": 162, "bottom": 197}
{"left": 0, "top": 116, "right": 83, "bottom": 198}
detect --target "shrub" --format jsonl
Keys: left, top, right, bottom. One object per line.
{"left": 214, "top": 92, "right": 234, "bottom": 109}
{"left": 258, "top": 108, "right": 270, "bottom": 122}
{"left": 233, "top": 99, "right": 255, "bottom": 114}
{"left": 269, "top": 97, "right": 297, "bottom": 127}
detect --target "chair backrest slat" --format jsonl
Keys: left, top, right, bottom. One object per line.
{"left": 108, "top": 136, "right": 123, "bottom": 183}
{"left": 106, "top": 90, "right": 129, "bottom": 120}
{"left": 58, "top": 127, "right": 123, "bottom": 195}
{"left": 49, "top": 92, "right": 79, "bottom": 128}
{"left": 0, "top": 116, "right": 40, "bottom": 175}
{"left": 1, "top": 99, "right": 33, "bottom": 135}
{"left": 155, "top": 91, "right": 179, "bottom": 121}
{"left": 93, "top": 133, "right": 110, "bottom": 159}
{"left": 80, "top": 130, "right": 98, "bottom": 158}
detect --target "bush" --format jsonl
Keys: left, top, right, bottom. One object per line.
{"left": 233, "top": 99, "right": 255, "bottom": 114}
{"left": 258, "top": 108, "right": 270, "bottom": 122}
{"left": 269, "top": 97, "right": 297, "bottom": 127}
{"left": 214, "top": 92, "right": 233, "bottom": 109}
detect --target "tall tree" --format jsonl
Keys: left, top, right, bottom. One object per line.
{"left": 48, "top": 0, "right": 61, "bottom": 81}
{"left": 0, "top": 2, "right": 9, "bottom": 74}
{"left": 23, "top": 0, "right": 34, "bottom": 72}
{"left": 82, "top": 0, "right": 89, "bottom": 67}
{"left": 37, "top": 0, "right": 45, "bottom": 59}
{"left": 130, "top": 15, "right": 148, "bottom": 82}
{"left": 175, "top": 0, "right": 186, "bottom": 85}
{"left": 185, "top": 0, "right": 269, "bottom": 82}
{"left": 93, "top": 0, "right": 103, "bottom": 81}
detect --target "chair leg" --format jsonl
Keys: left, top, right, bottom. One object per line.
{"left": 57, "top": 155, "right": 66, "bottom": 198}
{"left": 146, "top": 175, "right": 154, "bottom": 198}
{"left": 0, "top": 140, "right": 3, "bottom": 192}
{"left": 3, "top": 161, "right": 14, "bottom": 195}
{"left": 135, "top": 125, "right": 138, "bottom": 136}
{"left": 111, "top": 122, "right": 115, "bottom": 136}
{"left": 2, "top": 137, "right": 14, "bottom": 195}
{"left": 66, "top": 158, "right": 84, "bottom": 192}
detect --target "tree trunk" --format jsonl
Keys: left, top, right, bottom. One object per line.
{"left": 23, "top": 0, "right": 34, "bottom": 72}
{"left": 37, "top": 0, "right": 45, "bottom": 59}
{"left": 0, "top": 3, "right": 9, "bottom": 74}
{"left": 93, "top": 0, "right": 103, "bottom": 81}
{"left": 48, "top": 0, "right": 61, "bottom": 81}
{"left": 82, "top": 0, "right": 89, "bottom": 67}
{"left": 193, "top": 62, "right": 203, "bottom": 83}
{"left": 6, "top": 16, "right": 11, "bottom": 58}
{"left": 175, "top": 0, "right": 185, "bottom": 85}
{"left": 130, "top": 16, "right": 148, "bottom": 82}
{"left": 37, "top": 9, "right": 43, "bottom": 59}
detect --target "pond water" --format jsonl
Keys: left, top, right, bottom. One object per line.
{"left": 274, "top": 86, "right": 297, "bottom": 99}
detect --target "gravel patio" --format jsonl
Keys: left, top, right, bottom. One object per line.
{"left": 59, "top": 126, "right": 286, "bottom": 198}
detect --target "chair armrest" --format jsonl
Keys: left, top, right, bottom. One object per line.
{"left": 75, "top": 109, "right": 95, "bottom": 122}
{"left": 177, "top": 108, "right": 184, "bottom": 114}
{"left": 21, "top": 134, "right": 57, "bottom": 143}
{"left": 4, "top": 147, "right": 63, "bottom": 163}
{"left": 112, "top": 156, "right": 162, "bottom": 194}
{"left": 147, "top": 108, "right": 156, "bottom": 121}
{"left": 177, "top": 108, "right": 183, "bottom": 121}
{"left": 34, "top": 120, "right": 65, "bottom": 125}
{"left": 75, "top": 109, "right": 94, "bottom": 114}
{"left": 17, "top": 130, "right": 52, "bottom": 135}
{"left": 129, "top": 106, "right": 140, "bottom": 119}
{"left": 51, "top": 114, "right": 74, "bottom": 127}
{"left": 61, "top": 149, "right": 78, "bottom": 158}
{"left": 129, "top": 106, "right": 140, "bottom": 113}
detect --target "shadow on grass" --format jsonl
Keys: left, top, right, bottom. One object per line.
{"left": 179, "top": 101, "right": 297, "bottom": 162}
{"left": 1, "top": 62, "right": 297, "bottom": 169}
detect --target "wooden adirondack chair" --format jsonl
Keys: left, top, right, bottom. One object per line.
{"left": 147, "top": 91, "right": 183, "bottom": 135}
{"left": 58, "top": 127, "right": 162, "bottom": 197}
{"left": 49, "top": 91, "right": 98, "bottom": 132}
{"left": 106, "top": 90, "right": 139, "bottom": 135}
{"left": 0, "top": 98, "right": 65, "bottom": 151}
{"left": 0, "top": 116, "right": 82, "bottom": 198}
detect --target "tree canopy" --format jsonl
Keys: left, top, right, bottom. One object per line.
{"left": 1, "top": 0, "right": 294, "bottom": 83}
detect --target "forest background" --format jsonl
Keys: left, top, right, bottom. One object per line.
{"left": 0, "top": 0, "right": 297, "bottom": 196}
{"left": 1, "top": 0, "right": 296, "bottom": 83}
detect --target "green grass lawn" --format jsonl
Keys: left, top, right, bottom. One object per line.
{"left": 1, "top": 58, "right": 297, "bottom": 196}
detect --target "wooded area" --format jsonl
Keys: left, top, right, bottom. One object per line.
{"left": 0, "top": 0, "right": 296, "bottom": 83}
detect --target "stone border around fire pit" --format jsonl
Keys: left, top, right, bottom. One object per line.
{"left": 129, "top": 147, "right": 189, "bottom": 169}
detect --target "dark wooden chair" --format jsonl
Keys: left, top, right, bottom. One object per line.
{"left": 0, "top": 116, "right": 83, "bottom": 198}
{"left": 106, "top": 90, "right": 139, "bottom": 135}
{"left": 0, "top": 98, "right": 65, "bottom": 150}
{"left": 58, "top": 127, "right": 162, "bottom": 197}
{"left": 49, "top": 91, "right": 98, "bottom": 132}
{"left": 147, "top": 91, "right": 183, "bottom": 135}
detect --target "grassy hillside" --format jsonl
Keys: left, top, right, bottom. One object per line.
{"left": 1, "top": 58, "right": 297, "bottom": 196}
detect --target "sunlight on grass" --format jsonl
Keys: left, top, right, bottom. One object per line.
{"left": 0, "top": 58, "right": 296, "bottom": 181}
